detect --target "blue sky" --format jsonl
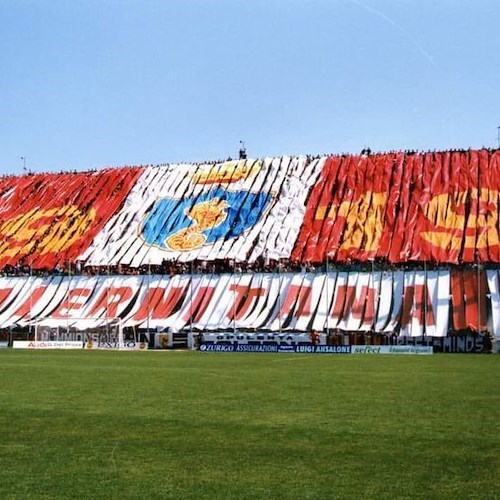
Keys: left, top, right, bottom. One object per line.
{"left": 1, "top": 0, "right": 499, "bottom": 175}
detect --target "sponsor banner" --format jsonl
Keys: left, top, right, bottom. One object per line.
{"left": 200, "top": 343, "right": 432, "bottom": 354}
{"left": 199, "top": 343, "right": 351, "bottom": 354}
{"left": 353, "top": 335, "right": 490, "bottom": 353}
{"left": 12, "top": 340, "right": 83, "bottom": 349}
{"left": 83, "top": 340, "right": 148, "bottom": 350}
{"left": 288, "top": 345, "right": 351, "bottom": 354}
{"left": 203, "top": 336, "right": 490, "bottom": 353}
{"left": 351, "top": 345, "right": 433, "bottom": 355}
{"left": 200, "top": 344, "right": 279, "bottom": 353}
{"left": 429, "top": 335, "right": 489, "bottom": 353}
{"left": 202, "top": 332, "right": 324, "bottom": 345}
{"left": 12, "top": 339, "right": 149, "bottom": 351}
{"left": 0, "top": 340, "right": 9, "bottom": 348}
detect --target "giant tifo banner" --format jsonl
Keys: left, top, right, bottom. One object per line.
{"left": 291, "top": 150, "right": 500, "bottom": 264}
{"left": 1, "top": 150, "right": 500, "bottom": 267}
{"left": 80, "top": 156, "right": 325, "bottom": 266}
{"left": 0, "top": 270, "right": 498, "bottom": 337}
{"left": 0, "top": 168, "right": 143, "bottom": 269}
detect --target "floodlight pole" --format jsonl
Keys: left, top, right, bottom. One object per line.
{"left": 278, "top": 260, "right": 282, "bottom": 335}
{"left": 190, "top": 260, "right": 193, "bottom": 343}
{"left": 423, "top": 260, "right": 427, "bottom": 340}
{"left": 476, "top": 251, "right": 481, "bottom": 334}
{"left": 147, "top": 260, "right": 151, "bottom": 339}
{"left": 476, "top": 143, "right": 482, "bottom": 334}
{"left": 106, "top": 257, "right": 110, "bottom": 338}
{"left": 233, "top": 260, "right": 237, "bottom": 335}
{"left": 29, "top": 258, "right": 33, "bottom": 343}
{"left": 371, "top": 259, "right": 375, "bottom": 333}
{"left": 325, "top": 255, "right": 330, "bottom": 337}
{"left": 67, "top": 259, "right": 71, "bottom": 341}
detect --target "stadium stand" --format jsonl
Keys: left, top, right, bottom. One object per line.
{"left": 0, "top": 150, "right": 499, "bottom": 351}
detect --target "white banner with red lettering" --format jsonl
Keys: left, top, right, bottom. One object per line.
{"left": 0, "top": 270, "right": 492, "bottom": 337}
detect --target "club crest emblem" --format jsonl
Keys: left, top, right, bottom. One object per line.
{"left": 140, "top": 188, "right": 273, "bottom": 251}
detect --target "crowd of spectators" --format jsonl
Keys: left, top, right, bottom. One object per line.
{"left": 1, "top": 255, "right": 489, "bottom": 279}
{"left": 1, "top": 257, "right": 312, "bottom": 277}
{"left": 2, "top": 146, "right": 499, "bottom": 182}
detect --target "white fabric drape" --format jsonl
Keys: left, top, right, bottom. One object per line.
{"left": 0, "top": 270, "right": 459, "bottom": 336}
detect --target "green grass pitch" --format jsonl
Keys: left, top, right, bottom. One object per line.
{"left": 0, "top": 350, "right": 498, "bottom": 499}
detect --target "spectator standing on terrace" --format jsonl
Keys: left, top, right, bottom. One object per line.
{"left": 239, "top": 141, "right": 247, "bottom": 160}
{"left": 310, "top": 330, "right": 320, "bottom": 346}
